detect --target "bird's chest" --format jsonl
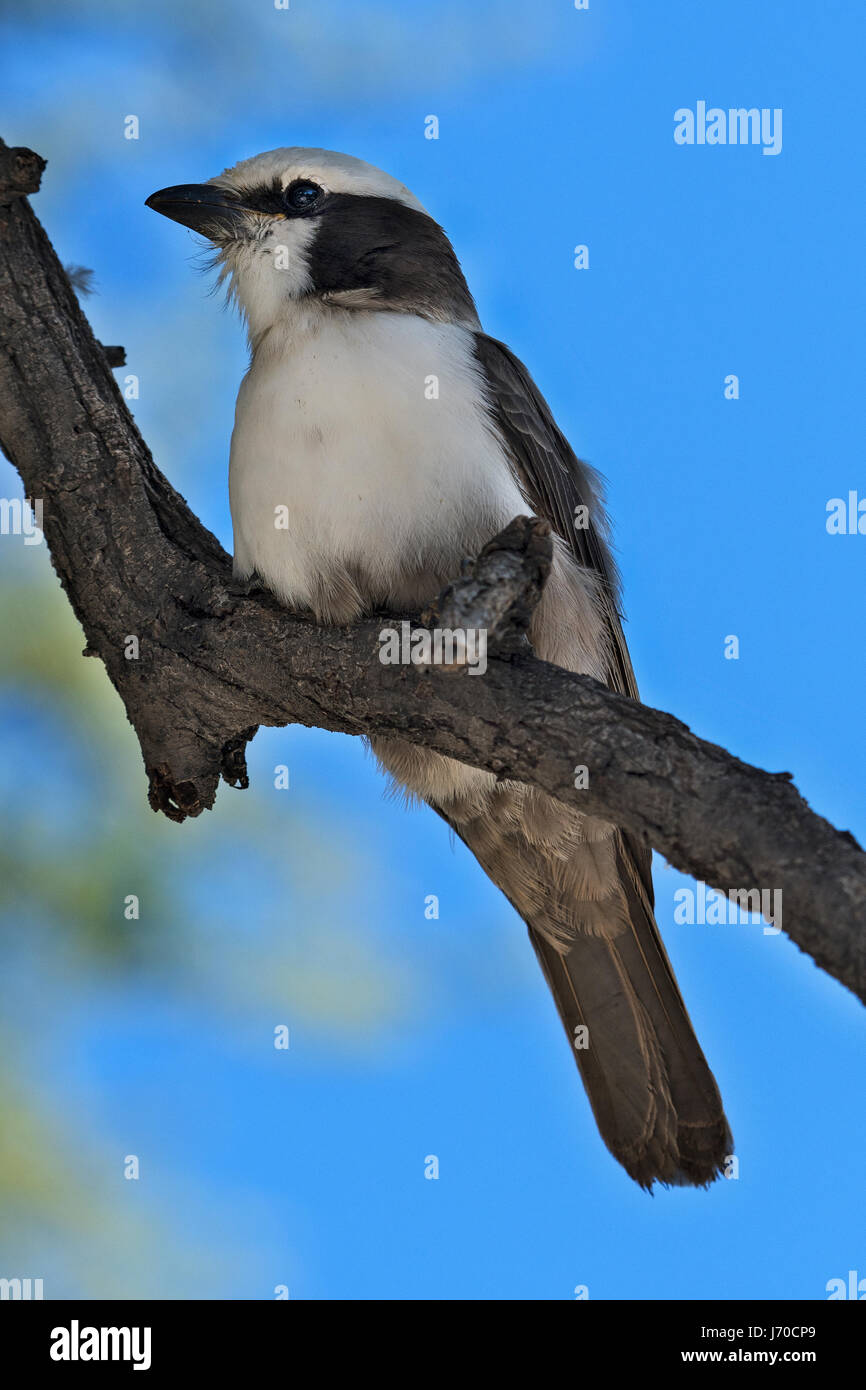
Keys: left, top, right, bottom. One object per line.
{"left": 228, "top": 311, "right": 522, "bottom": 608}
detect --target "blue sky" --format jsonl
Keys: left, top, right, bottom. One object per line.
{"left": 0, "top": 0, "right": 864, "bottom": 1298}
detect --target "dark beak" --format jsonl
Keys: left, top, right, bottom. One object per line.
{"left": 145, "top": 183, "right": 244, "bottom": 235}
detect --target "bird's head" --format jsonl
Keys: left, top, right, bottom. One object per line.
{"left": 146, "top": 147, "right": 478, "bottom": 340}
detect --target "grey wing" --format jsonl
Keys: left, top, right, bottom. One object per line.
{"left": 473, "top": 329, "right": 649, "bottom": 875}
{"left": 473, "top": 330, "right": 638, "bottom": 701}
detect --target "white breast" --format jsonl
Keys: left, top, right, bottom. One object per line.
{"left": 228, "top": 307, "right": 526, "bottom": 610}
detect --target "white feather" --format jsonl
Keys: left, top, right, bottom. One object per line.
{"left": 230, "top": 302, "right": 526, "bottom": 611}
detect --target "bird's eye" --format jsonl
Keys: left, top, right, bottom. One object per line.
{"left": 283, "top": 179, "right": 324, "bottom": 212}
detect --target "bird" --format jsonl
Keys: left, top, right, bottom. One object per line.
{"left": 146, "top": 148, "right": 732, "bottom": 1188}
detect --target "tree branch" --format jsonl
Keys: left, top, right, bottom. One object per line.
{"left": 1, "top": 136, "right": 864, "bottom": 1003}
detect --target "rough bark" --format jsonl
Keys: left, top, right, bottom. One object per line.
{"left": 1, "top": 138, "right": 864, "bottom": 1003}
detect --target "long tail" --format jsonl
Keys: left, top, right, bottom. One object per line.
{"left": 446, "top": 792, "right": 732, "bottom": 1188}
{"left": 526, "top": 833, "right": 731, "bottom": 1188}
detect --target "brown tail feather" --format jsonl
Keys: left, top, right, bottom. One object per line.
{"left": 441, "top": 795, "right": 732, "bottom": 1188}
{"left": 528, "top": 834, "right": 731, "bottom": 1187}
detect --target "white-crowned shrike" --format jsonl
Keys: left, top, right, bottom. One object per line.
{"left": 147, "top": 148, "right": 731, "bottom": 1187}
